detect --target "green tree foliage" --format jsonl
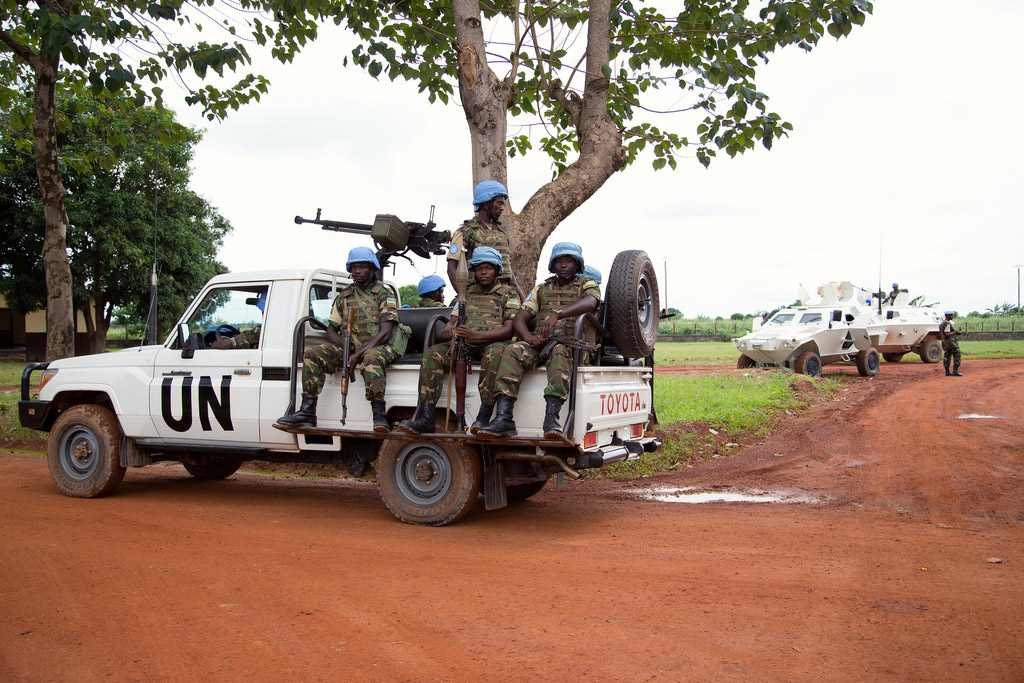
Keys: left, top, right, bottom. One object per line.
{"left": 398, "top": 283, "right": 421, "bottom": 307}
{"left": 0, "top": 92, "right": 230, "bottom": 353}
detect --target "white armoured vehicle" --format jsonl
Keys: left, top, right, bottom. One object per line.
{"left": 733, "top": 281, "right": 944, "bottom": 377}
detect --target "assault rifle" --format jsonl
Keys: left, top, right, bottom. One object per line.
{"left": 452, "top": 256, "right": 470, "bottom": 432}
{"left": 295, "top": 206, "right": 451, "bottom": 271}
{"left": 340, "top": 307, "right": 354, "bottom": 425}
{"left": 539, "top": 335, "right": 601, "bottom": 362}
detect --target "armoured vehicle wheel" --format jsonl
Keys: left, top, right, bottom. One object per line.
{"left": 919, "top": 339, "right": 942, "bottom": 364}
{"left": 882, "top": 352, "right": 905, "bottom": 363}
{"left": 856, "top": 347, "right": 880, "bottom": 377}
{"left": 793, "top": 351, "right": 822, "bottom": 377}
{"left": 506, "top": 479, "right": 548, "bottom": 502}
{"left": 183, "top": 458, "right": 242, "bottom": 480}
{"left": 605, "top": 250, "right": 659, "bottom": 358}
{"left": 47, "top": 405, "right": 126, "bottom": 498}
{"left": 737, "top": 354, "right": 756, "bottom": 369}
{"left": 377, "top": 439, "right": 482, "bottom": 526}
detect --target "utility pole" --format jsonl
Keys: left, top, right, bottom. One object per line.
{"left": 1015, "top": 264, "right": 1022, "bottom": 317}
{"left": 662, "top": 257, "right": 669, "bottom": 316}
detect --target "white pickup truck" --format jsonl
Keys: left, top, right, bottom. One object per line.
{"left": 19, "top": 251, "right": 661, "bottom": 525}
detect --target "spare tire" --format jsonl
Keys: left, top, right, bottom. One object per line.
{"left": 605, "top": 250, "right": 660, "bottom": 358}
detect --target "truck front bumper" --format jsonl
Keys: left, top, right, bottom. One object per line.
{"left": 19, "top": 400, "right": 52, "bottom": 431}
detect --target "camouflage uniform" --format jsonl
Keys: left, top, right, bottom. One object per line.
{"left": 447, "top": 218, "right": 515, "bottom": 288}
{"left": 301, "top": 282, "right": 399, "bottom": 401}
{"left": 493, "top": 275, "right": 601, "bottom": 400}
{"left": 939, "top": 318, "right": 962, "bottom": 369}
{"left": 416, "top": 282, "right": 520, "bottom": 403}
{"left": 228, "top": 325, "right": 261, "bottom": 349}
{"left": 411, "top": 299, "right": 446, "bottom": 308}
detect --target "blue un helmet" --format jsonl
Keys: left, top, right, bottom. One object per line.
{"left": 473, "top": 180, "right": 508, "bottom": 210}
{"left": 583, "top": 264, "right": 602, "bottom": 284}
{"left": 468, "top": 246, "right": 503, "bottom": 275}
{"left": 548, "top": 241, "right": 584, "bottom": 275}
{"left": 346, "top": 246, "right": 380, "bottom": 271}
{"left": 255, "top": 290, "right": 267, "bottom": 313}
{"left": 417, "top": 274, "right": 446, "bottom": 296}
{"left": 892, "top": 282, "right": 899, "bottom": 288}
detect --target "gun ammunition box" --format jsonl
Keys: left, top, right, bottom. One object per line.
{"left": 372, "top": 214, "right": 410, "bottom": 251}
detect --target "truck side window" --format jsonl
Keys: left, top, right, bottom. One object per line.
{"left": 182, "top": 285, "right": 268, "bottom": 349}
{"left": 309, "top": 284, "right": 335, "bottom": 326}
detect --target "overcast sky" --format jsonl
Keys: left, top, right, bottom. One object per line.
{"left": 169, "top": 0, "right": 1024, "bottom": 317}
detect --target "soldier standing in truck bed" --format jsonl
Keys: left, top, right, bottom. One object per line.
{"left": 480, "top": 242, "right": 600, "bottom": 439}
{"left": 412, "top": 274, "right": 447, "bottom": 307}
{"left": 398, "top": 247, "right": 519, "bottom": 435}
{"left": 277, "top": 246, "right": 399, "bottom": 431}
{"left": 447, "top": 180, "right": 525, "bottom": 301}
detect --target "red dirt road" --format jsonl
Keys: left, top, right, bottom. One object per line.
{"left": 2, "top": 360, "right": 1022, "bottom": 680}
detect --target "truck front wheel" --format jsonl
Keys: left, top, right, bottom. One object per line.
{"left": 793, "top": 351, "right": 822, "bottom": 377}
{"left": 48, "top": 405, "right": 126, "bottom": 498}
{"left": 183, "top": 458, "right": 242, "bottom": 480}
{"left": 856, "top": 347, "right": 880, "bottom": 377}
{"left": 377, "top": 439, "right": 482, "bottom": 526}
{"left": 919, "top": 339, "right": 942, "bottom": 364}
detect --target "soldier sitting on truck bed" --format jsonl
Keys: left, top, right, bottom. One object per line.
{"left": 480, "top": 242, "right": 600, "bottom": 439}
{"left": 398, "top": 247, "right": 519, "bottom": 435}
{"left": 277, "top": 247, "right": 399, "bottom": 431}
{"left": 411, "top": 275, "right": 447, "bottom": 307}
{"left": 447, "top": 180, "right": 525, "bottom": 302}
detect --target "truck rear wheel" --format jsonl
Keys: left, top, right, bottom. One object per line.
{"left": 856, "top": 347, "right": 880, "bottom": 377}
{"left": 377, "top": 439, "right": 482, "bottom": 526}
{"left": 48, "top": 405, "right": 126, "bottom": 498}
{"left": 919, "top": 339, "right": 942, "bottom": 364}
{"left": 605, "top": 250, "right": 660, "bottom": 358}
{"left": 882, "top": 352, "right": 905, "bottom": 363}
{"left": 183, "top": 458, "right": 242, "bottom": 480}
{"left": 793, "top": 351, "right": 822, "bottom": 377}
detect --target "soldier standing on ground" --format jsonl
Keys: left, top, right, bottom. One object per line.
{"left": 447, "top": 180, "right": 525, "bottom": 301}
{"left": 398, "top": 247, "right": 519, "bottom": 435}
{"left": 480, "top": 242, "right": 600, "bottom": 438}
{"left": 277, "top": 247, "right": 400, "bottom": 431}
{"left": 412, "top": 275, "right": 447, "bottom": 308}
{"left": 939, "top": 311, "right": 963, "bottom": 376}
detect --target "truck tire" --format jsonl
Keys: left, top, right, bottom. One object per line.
{"left": 919, "top": 339, "right": 942, "bottom": 364}
{"left": 882, "top": 352, "right": 905, "bottom": 363}
{"left": 856, "top": 347, "right": 880, "bottom": 377}
{"left": 506, "top": 479, "right": 548, "bottom": 502}
{"left": 48, "top": 405, "right": 126, "bottom": 498}
{"left": 605, "top": 250, "right": 660, "bottom": 358}
{"left": 377, "top": 439, "right": 482, "bottom": 526}
{"left": 183, "top": 458, "right": 242, "bottom": 480}
{"left": 793, "top": 351, "right": 822, "bottom": 377}
{"left": 737, "top": 354, "right": 756, "bottom": 369}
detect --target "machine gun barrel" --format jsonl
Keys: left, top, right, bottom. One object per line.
{"left": 294, "top": 209, "right": 373, "bottom": 236}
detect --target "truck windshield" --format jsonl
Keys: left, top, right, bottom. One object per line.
{"left": 769, "top": 313, "right": 795, "bottom": 324}
{"left": 799, "top": 313, "right": 822, "bottom": 324}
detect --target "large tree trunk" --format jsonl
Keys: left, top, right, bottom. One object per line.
{"left": 453, "top": 0, "right": 625, "bottom": 289}
{"left": 32, "top": 50, "right": 75, "bottom": 361}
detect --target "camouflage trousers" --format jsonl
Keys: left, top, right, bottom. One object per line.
{"left": 492, "top": 340, "right": 574, "bottom": 400}
{"left": 942, "top": 340, "right": 961, "bottom": 368}
{"left": 301, "top": 342, "right": 397, "bottom": 401}
{"left": 417, "top": 341, "right": 507, "bottom": 404}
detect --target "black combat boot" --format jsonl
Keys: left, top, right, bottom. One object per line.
{"left": 944, "top": 363, "right": 952, "bottom": 376}
{"left": 398, "top": 401, "right": 436, "bottom": 435}
{"left": 480, "top": 394, "right": 517, "bottom": 437}
{"left": 277, "top": 394, "right": 318, "bottom": 427}
{"left": 370, "top": 400, "right": 389, "bottom": 432}
{"left": 542, "top": 395, "right": 565, "bottom": 438}
{"left": 952, "top": 366, "right": 963, "bottom": 376}
{"left": 470, "top": 402, "right": 494, "bottom": 434}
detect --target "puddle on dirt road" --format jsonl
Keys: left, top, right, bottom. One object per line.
{"left": 956, "top": 414, "right": 1004, "bottom": 420}
{"left": 636, "top": 487, "right": 821, "bottom": 504}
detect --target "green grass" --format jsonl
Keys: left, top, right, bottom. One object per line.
{"left": 958, "top": 340, "right": 1024, "bottom": 359}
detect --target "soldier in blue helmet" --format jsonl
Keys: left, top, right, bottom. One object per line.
{"left": 884, "top": 282, "right": 907, "bottom": 305}
{"left": 480, "top": 241, "right": 601, "bottom": 438}
{"left": 412, "top": 274, "right": 447, "bottom": 307}
{"left": 447, "top": 180, "right": 525, "bottom": 301}
{"left": 939, "top": 311, "right": 963, "bottom": 376}
{"left": 583, "top": 265, "right": 602, "bottom": 286}
{"left": 278, "top": 246, "right": 400, "bottom": 431}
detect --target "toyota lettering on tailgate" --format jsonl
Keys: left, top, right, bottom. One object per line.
{"left": 598, "top": 391, "right": 647, "bottom": 416}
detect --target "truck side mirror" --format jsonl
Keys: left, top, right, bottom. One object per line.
{"left": 178, "top": 323, "right": 195, "bottom": 358}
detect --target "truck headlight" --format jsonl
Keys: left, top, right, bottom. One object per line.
{"left": 40, "top": 369, "right": 58, "bottom": 390}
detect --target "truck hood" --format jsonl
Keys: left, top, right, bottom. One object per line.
{"left": 46, "top": 345, "right": 162, "bottom": 370}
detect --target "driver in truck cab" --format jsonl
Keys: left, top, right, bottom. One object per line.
{"left": 480, "top": 242, "right": 600, "bottom": 439}
{"left": 211, "top": 291, "right": 266, "bottom": 349}
{"left": 277, "top": 247, "right": 400, "bottom": 432}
